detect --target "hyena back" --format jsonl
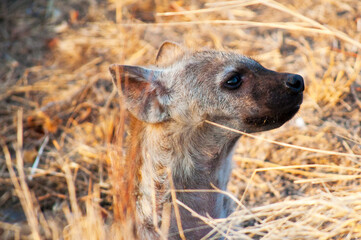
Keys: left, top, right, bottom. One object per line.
{"left": 109, "top": 42, "right": 304, "bottom": 239}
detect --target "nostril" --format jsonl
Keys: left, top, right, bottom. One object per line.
{"left": 286, "top": 74, "right": 304, "bottom": 93}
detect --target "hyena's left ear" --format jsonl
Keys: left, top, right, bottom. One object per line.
{"left": 109, "top": 64, "right": 170, "bottom": 123}
{"left": 155, "top": 41, "right": 184, "bottom": 66}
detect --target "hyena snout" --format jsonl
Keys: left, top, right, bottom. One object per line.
{"left": 285, "top": 74, "right": 304, "bottom": 94}
{"left": 244, "top": 71, "right": 304, "bottom": 132}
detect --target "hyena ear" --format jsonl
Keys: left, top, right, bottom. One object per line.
{"left": 109, "top": 64, "right": 170, "bottom": 123}
{"left": 155, "top": 41, "right": 184, "bottom": 66}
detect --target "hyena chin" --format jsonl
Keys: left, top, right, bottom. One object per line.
{"left": 109, "top": 41, "right": 304, "bottom": 239}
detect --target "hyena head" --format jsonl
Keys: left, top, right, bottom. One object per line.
{"left": 109, "top": 41, "right": 304, "bottom": 132}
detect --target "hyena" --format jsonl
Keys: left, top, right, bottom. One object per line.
{"left": 109, "top": 42, "right": 304, "bottom": 239}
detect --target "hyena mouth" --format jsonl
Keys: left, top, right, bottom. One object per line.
{"left": 245, "top": 105, "right": 300, "bottom": 128}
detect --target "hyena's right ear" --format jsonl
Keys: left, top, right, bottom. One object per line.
{"left": 155, "top": 41, "right": 184, "bottom": 66}
{"left": 109, "top": 64, "right": 170, "bottom": 123}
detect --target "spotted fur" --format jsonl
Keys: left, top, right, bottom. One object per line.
{"left": 109, "top": 42, "right": 304, "bottom": 239}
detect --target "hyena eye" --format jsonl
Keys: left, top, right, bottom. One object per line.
{"left": 223, "top": 74, "right": 243, "bottom": 90}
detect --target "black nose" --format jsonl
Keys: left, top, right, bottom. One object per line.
{"left": 286, "top": 74, "right": 304, "bottom": 93}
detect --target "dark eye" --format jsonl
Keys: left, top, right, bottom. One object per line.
{"left": 223, "top": 74, "right": 243, "bottom": 90}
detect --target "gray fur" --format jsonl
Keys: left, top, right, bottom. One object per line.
{"left": 110, "top": 41, "right": 304, "bottom": 239}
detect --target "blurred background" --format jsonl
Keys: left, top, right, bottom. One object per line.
{"left": 0, "top": 0, "right": 361, "bottom": 239}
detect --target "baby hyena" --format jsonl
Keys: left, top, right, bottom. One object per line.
{"left": 109, "top": 42, "right": 304, "bottom": 239}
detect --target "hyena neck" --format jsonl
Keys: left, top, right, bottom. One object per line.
{"left": 134, "top": 117, "right": 239, "bottom": 236}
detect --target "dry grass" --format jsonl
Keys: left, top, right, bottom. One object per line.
{"left": 1, "top": 0, "right": 361, "bottom": 239}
